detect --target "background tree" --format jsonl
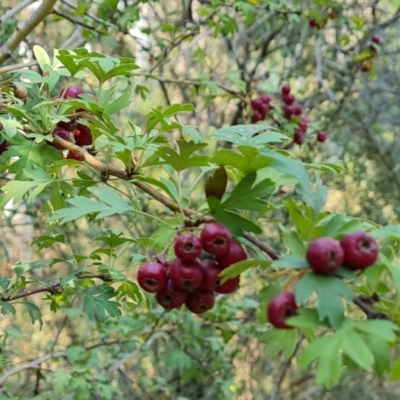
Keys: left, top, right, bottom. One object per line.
{"left": 1, "top": 0, "right": 400, "bottom": 399}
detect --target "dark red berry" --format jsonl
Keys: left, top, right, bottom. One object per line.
{"left": 199, "top": 259, "right": 223, "bottom": 291}
{"left": 298, "top": 118, "right": 310, "bottom": 133}
{"left": 156, "top": 279, "right": 188, "bottom": 309}
{"left": 293, "top": 105, "right": 302, "bottom": 115}
{"left": 0, "top": 140, "right": 9, "bottom": 155}
{"left": 200, "top": 222, "right": 232, "bottom": 256}
{"left": 309, "top": 18, "right": 318, "bottom": 28}
{"left": 372, "top": 35, "right": 381, "bottom": 45}
{"left": 74, "top": 124, "right": 93, "bottom": 146}
{"left": 137, "top": 261, "right": 167, "bottom": 293}
{"left": 215, "top": 240, "right": 247, "bottom": 269}
{"left": 251, "top": 98, "right": 263, "bottom": 110}
{"left": 66, "top": 151, "right": 84, "bottom": 161}
{"left": 185, "top": 290, "right": 215, "bottom": 314}
{"left": 267, "top": 292, "right": 298, "bottom": 329}
{"left": 260, "top": 94, "right": 271, "bottom": 104}
{"left": 169, "top": 258, "right": 203, "bottom": 291}
{"left": 60, "top": 85, "right": 84, "bottom": 99}
{"left": 317, "top": 131, "right": 327, "bottom": 142}
{"left": 174, "top": 233, "right": 202, "bottom": 261}
{"left": 251, "top": 110, "right": 263, "bottom": 123}
{"left": 283, "top": 105, "right": 295, "bottom": 119}
{"left": 259, "top": 103, "right": 270, "bottom": 116}
{"left": 306, "top": 237, "right": 344, "bottom": 275}
{"left": 51, "top": 127, "right": 70, "bottom": 150}
{"left": 281, "top": 84, "right": 291, "bottom": 95}
{"left": 282, "top": 93, "right": 295, "bottom": 105}
{"left": 215, "top": 276, "right": 240, "bottom": 294}
{"left": 294, "top": 129, "right": 304, "bottom": 145}
{"left": 340, "top": 231, "right": 379, "bottom": 270}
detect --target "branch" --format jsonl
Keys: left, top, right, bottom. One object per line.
{"left": 353, "top": 295, "right": 387, "bottom": 320}
{"left": 0, "top": 0, "right": 58, "bottom": 66}
{"left": 0, "top": 0, "right": 36, "bottom": 25}
{"left": 0, "top": 60, "right": 38, "bottom": 75}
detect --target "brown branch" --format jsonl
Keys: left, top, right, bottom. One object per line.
{"left": 243, "top": 232, "right": 280, "bottom": 260}
{"left": 0, "top": 60, "right": 39, "bottom": 75}
{"left": 0, "top": 0, "right": 37, "bottom": 25}
{"left": 353, "top": 295, "right": 387, "bottom": 320}
{"left": 0, "top": 0, "right": 58, "bottom": 66}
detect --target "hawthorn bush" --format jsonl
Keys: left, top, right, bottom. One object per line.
{"left": 1, "top": 0, "right": 400, "bottom": 399}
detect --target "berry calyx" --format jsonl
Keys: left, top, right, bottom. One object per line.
{"left": 169, "top": 258, "right": 203, "bottom": 291}
{"left": 306, "top": 237, "right": 344, "bottom": 275}
{"left": 185, "top": 290, "right": 215, "bottom": 314}
{"left": 200, "top": 222, "right": 232, "bottom": 256}
{"left": 60, "top": 85, "right": 84, "bottom": 99}
{"left": 215, "top": 276, "right": 240, "bottom": 294}
{"left": 137, "top": 261, "right": 167, "bottom": 293}
{"left": 199, "top": 260, "right": 223, "bottom": 291}
{"left": 340, "top": 231, "right": 379, "bottom": 270}
{"left": 156, "top": 279, "right": 188, "bottom": 309}
{"left": 174, "top": 233, "right": 202, "bottom": 261}
{"left": 317, "top": 131, "right": 327, "bottom": 142}
{"left": 267, "top": 292, "right": 298, "bottom": 329}
{"left": 215, "top": 240, "right": 247, "bottom": 269}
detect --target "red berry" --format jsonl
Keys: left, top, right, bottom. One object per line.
{"left": 0, "top": 140, "right": 9, "bottom": 155}
{"left": 294, "top": 129, "right": 304, "bottom": 145}
{"left": 74, "top": 124, "right": 93, "bottom": 146}
{"left": 293, "top": 105, "right": 302, "bottom": 115}
{"left": 282, "top": 93, "right": 295, "bottom": 105}
{"left": 260, "top": 94, "right": 271, "bottom": 104}
{"left": 283, "top": 105, "right": 295, "bottom": 119}
{"left": 199, "top": 259, "right": 223, "bottom": 291}
{"left": 317, "top": 131, "right": 327, "bottom": 142}
{"left": 251, "top": 98, "right": 263, "bottom": 111}
{"left": 200, "top": 222, "right": 232, "bottom": 256}
{"left": 372, "top": 35, "right": 381, "bottom": 45}
{"left": 306, "top": 237, "right": 344, "bottom": 275}
{"left": 259, "top": 103, "right": 270, "bottom": 116}
{"left": 174, "top": 233, "right": 202, "bottom": 261}
{"left": 281, "top": 84, "right": 291, "bottom": 95}
{"left": 60, "top": 85, "right": 84, "bottom": 99}
{"left": 185, "top": 290, "right": 215, "bottom": 314}
{"left": 267, "top": 292, "right": 298, "bottom": 329}
{"left": 298, "top": 118, "right": 310, "bottom": 133}
{"left": 215, "top": 240, "right": 247, "bottom": 269}
{"left": 169, "top": 258, "right": 203, "bottom": 291}
{"left": 309, "top": 18, "right": 318, "bottom": 28}
{"left": 66, "top": 151, "right": 84, "bottom": 161}
{"left": 51, "top": 127, "right": 70, "bottom": 150}
{"left": 156, "top": 279, "right": 188, "bottom": 309}
{"left": 340, "top": 231, "right": 379, "bottom": 270}
{"left": 137, "top": 261, "right": 167, "bottom": 293}
{"left": 251, "top": 110, "right": 263, "bottom": 123}
{"left": 215, "top": 276, "right": 240, "bottom": 294}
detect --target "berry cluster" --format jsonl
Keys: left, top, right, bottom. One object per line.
{"left": 137, "top": 222, "right": 247, "bottom": 314}
{"left": 51, "top": 85, "right": 96, "bottom": 160}
{"left": 361, "top": 35, "right": 382, "bottom": 73}
{"left": 267, "top": 231, "right": 379, "bottom": 329}
{"left": 250, "top": 94, "right": 271, "bottom": 123}
{"left": 309, "top": 10, "right": 336, "bottom": 30}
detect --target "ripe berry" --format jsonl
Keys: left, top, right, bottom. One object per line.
{"left": 298, "top": 118, "right": 310, "bottom": 133}
{"left": 251, "top": 98, "right": 263, "bottom": 110}
{"left": 74, "top": 124, "right": 93, "bottom": 146}
{"left": 66, "top": 151, "right": 84, "bottom": 161}
{"left": 215, "top": 240, "right": 247, "bottom": 269}
{"left": 309, "top": 18, "right": 318, "bottom": 28}
{"left": 259, "top": 94, "right": 271, "bottom": 104}
{"left": 372, "top": 35, "right": 381, "bottom": 45}
{"left": 282, "top": 93, "right": 295, "bottom": 105}
{"left": 200, "top": 222, "right": 232, "bottom": 256}
{"left": 259, "top": 103, "right": 270, "bottom": 116}
{"left": 283, "top": 104, "right": 295, "bottom": 119}
{"left": 169, "top": 258, "right": 203, "bottom": 291}
{"left": 294, "top": 129, "right": 304, "bottom": 145}
{"left": 137, "top": 261, "right": 167, "bottom": 293}
{"left": 174, "top": 233, "right": 202, "bottom": 261}
{"left": 185, "top": 290, "right": 215, "bottom": 314}
{"left": 281, "top": 84, "right": 291, "bottom": 95}
{"left": 156, "top": 279, "right": 188, "bottom": 309}
{"left": 199, "top": 259, "right": 223, "bottom": 291}
{"left": 215, "top": 276, "right": 240, "bottom": 294}
{"left": 340, "top": 231, "right": 379, "bottom": 270}
{"left": 267, "top": 292, "right": 298, "bottom": 329}
{"left": 51, "top": 127, "right": 70, "bottom": 150}
{"left": 293, "top": 105, "right": 302, "bottom": 115}
{"left": 251, "top": 110, "right": 263, "bottom": 123}
{"left": 306, "top": 237, "right": 344, "bottom": 275}
{"left": 60, "top": 85, "right": 84, "bottom": 99}
{"left": 0, "top": 140, "right": 9, "bottom": 155}
{"left": 317, "top": 131, "right": 327, "bottom": 142}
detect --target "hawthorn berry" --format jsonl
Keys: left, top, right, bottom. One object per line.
{"left": 185, "top": 290, "right": 215, "bottom": 314}
{"left": 174, "top": 233, "right": 202, "bottom": 261}
{"left": 137, "top": 261, "right": 167, "bottom": 293}
{"left": 0, "top": 140, "right": 9, "bottom": 155}
{"left": 215, "top": 276, "right": 240, "bottom": 294}
{"left": 215, "top": 240, "right": 247, "bottom": 269}
{"left": 294, "top": 129, "right": 304, "bottom": 145}
{"left": 293, "top": 105, "right": 302, "bottom": 115}
{"left": 51, "top": 127, "right": 71, "bottom": 150}
{"left": 74, "top": 124, "right": 93, "bottom": 146}
{"left": 317, "top": 131, "right": 327, "bottom": 142}
{"left": 267, "top": 292, "right": 298, "bottom": 329}
{"left": 259, "top": 94, "right": 271, "bottom": 104}
{"left": 60, "top": 85, "right": 84, "bottom": 99}
{"left": 251, "top": 98, "right": 263, "bottom": 110}
{"left": 340, "top": 231, "right": 379, "bottom": 270}
{"left": 306, "top": 237, "right": 344, "bottom": 275}
{"left": 372, "top": 35, "right": 381, "bottom": 45}
{"left": 281, "top": 84, "right": 291, "bottom": 95}
{"left": 156, "top": 279, "right": 188, "bottom": 309}
{"left": 298, "top": 118, "right": 310, "bottom": 133}
{"left": 282, "top": 93, "right": 295, "bottom": 105}
{"left": 66, "top": 151, "right": 84, "bottom": 161}
{"left": 200, "top": 222, "right": 232, "bottom": 256}
{"left": 251, "top": 110, "right": 263, "bottom": 123}
{"left": 283, "top": 104, "right": 295, "bottom": 119}
{"left": 199, "top": 259, "right": 223, "bottom": 291}
{"left": 169, "top": 258, "right": 203, "bottom": 291}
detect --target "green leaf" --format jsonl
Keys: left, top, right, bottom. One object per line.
{"left": 272, "top": 254, "right": 309, "bottom": 269}
{"left": 29, "top": 234, "right": 66, "bottom": 250}
{"left": 341, "top": 329, "right": 374, "bottom": 370}
{"left": 82, "top": 286, "right": 121, "bottom": 321}
{"left": 390, "top": 359, "right": 400, "bottom": 380}
{"left": 157, "top": 140, "right": 209, "bottom": 172}
{"left": 219, "top": 259, "right": 272, "bottom": 281}
{"left": 21, "top": 302, "right": 43, "bottom": 328}
{"left": 295, "top": 274, "right": 354, "bottom": 328}
{"left": 286, "top": 308, "right": 322, "bottom": 329}
{"left": 259, "top": 328, "right": 297, "bottom": 358}
{"left": 367, "top": 338, "right": 391, "bottom": 375}
{"left": 211, "top": 208, "right": 262, "bottom": 235}
{"left": 205, "top": 166, "right": 228, "bottom": 200}
{"left": 33, "top": 45, "right": 52, "bottom": 69}
{"left": 355, "top": 319, "right": 398, "bottom": 342}
{"left": 372, "top": 225, "right": 400, "bottom": 240}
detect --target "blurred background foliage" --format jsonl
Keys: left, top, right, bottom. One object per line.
{"left": 1, "top": 0, "right": 400, "bottom": 399}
